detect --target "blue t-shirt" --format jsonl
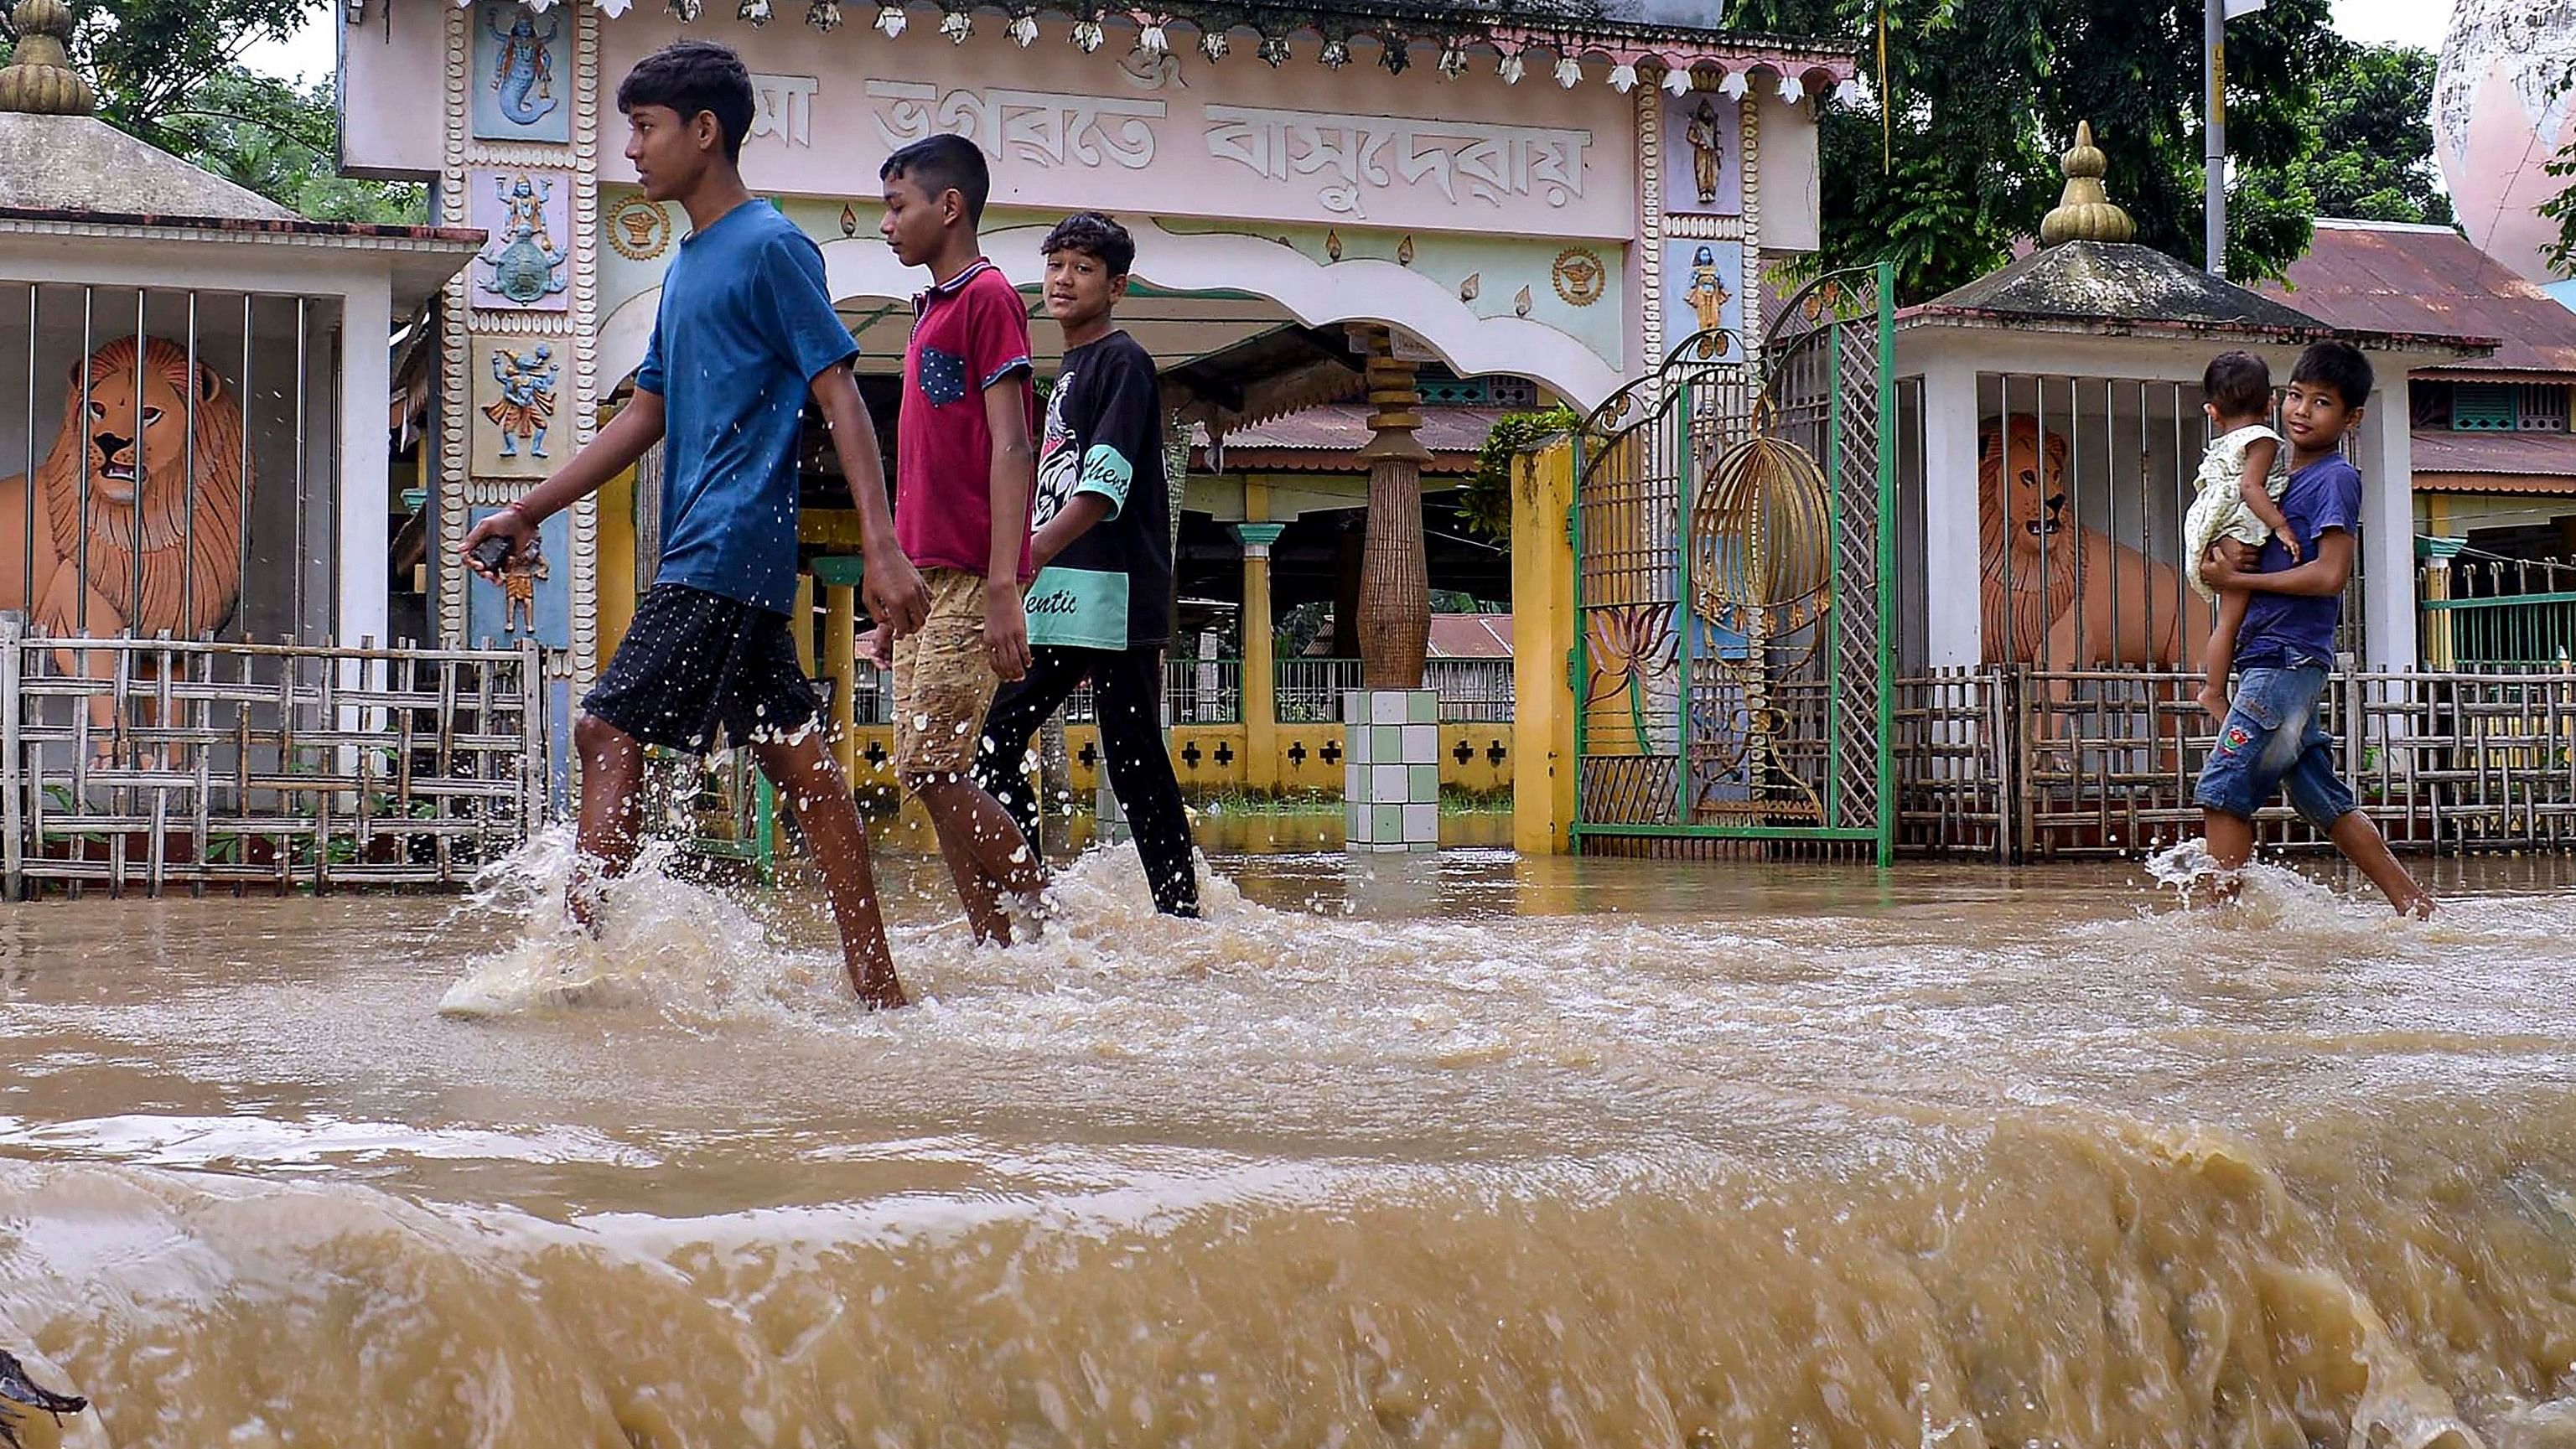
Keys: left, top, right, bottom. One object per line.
{"left": 2237, "top": 453, "right": 2361, "bottom": 670}
{"left": 636, "top": 201, "right": 855, "bottom": 615}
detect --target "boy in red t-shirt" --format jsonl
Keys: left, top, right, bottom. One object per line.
{"left": 875, "top": 134, "right": 1046, "bottom": 943}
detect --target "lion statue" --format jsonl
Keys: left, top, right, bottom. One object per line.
{"left": 1978, "top": 416, "right": 2199, "bottom": 671}
{"left": 0, "top": 335, "right": 247, "bottom": 642}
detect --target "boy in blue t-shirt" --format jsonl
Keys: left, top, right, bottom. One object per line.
{"left": 459, "top": 40, "right": 931, "bottom": 1007}
{"left": 2191, "top": 341, "right": 2433, "bottom": 919}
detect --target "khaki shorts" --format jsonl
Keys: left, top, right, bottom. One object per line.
{"left": 892, "top": 567, "right": 1001, "bottom": 782}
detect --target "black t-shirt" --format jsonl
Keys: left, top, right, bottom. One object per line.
{"left": 1025, "top": 329, "right": 1172, "bottom": 649}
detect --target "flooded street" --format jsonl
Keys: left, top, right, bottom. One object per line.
{"left": 4, "top": 844, "right": 2576, "bottom": 1447}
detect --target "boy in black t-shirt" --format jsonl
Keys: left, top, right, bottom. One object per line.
{"left": 972, "top": 213, "right": 1199, "bottom": 917}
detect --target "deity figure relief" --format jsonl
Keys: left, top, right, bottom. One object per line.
{"left": 1683, "top": 246, "right": 1730, "bottom": 334}
{"left": 501, "top": 533, "right": 548, "bottom": 636}
{"left": 488, "top": 8, "right": 561, "bottom": 126}
{"left": 1684, "top": 96, "right": 1723, "bottom": 206}
{"left": 480, "top": 173, "right": 568, "bottom": 307}
{"left": 483, "top": 344, "right": 558, "bottom": 459}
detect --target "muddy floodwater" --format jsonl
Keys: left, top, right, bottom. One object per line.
{"left": 4, "top": 841, "right": 2576, "bottom": 1448}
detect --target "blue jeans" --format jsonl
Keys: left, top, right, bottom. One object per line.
{"left": 2191, "top": 661, "right": 2359, "bottom": 830}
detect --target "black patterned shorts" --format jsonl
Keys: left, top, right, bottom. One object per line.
{"left": 582, "top": 583, "right": 820, "bottom": 753}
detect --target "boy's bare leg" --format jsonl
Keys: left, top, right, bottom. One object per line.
{"left": 571, "top": 712, "right": 648, "bottom": 929}
{"left": 911, "top": 774, "right": 1045, "bottom": 946}
{"left": 2199, "top": 590, "right": 2247, "bottom": 722}
{"left": 753, "top": 729, "right": 907, "bottom": 1008}
{"left": 2327, "top": 810, "right": 2436, "bottom": 919}
{"left": 2200, "top": 808, "right": 2253, "bottom": 905}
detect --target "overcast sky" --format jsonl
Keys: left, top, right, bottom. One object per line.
{"left": 240, "top": 0, "right": 2458, "bottom": 86}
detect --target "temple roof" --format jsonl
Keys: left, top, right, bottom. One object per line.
{"left": 0, "top": 111, "right": 300, "bottom": 222}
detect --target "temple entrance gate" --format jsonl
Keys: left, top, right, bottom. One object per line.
{"left": 1571, "top": 263, "right": 1894, "bottom": 857}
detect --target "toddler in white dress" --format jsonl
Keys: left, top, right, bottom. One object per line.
{"left": 2185, "top": 350, "right": 2299, "bottom": 721}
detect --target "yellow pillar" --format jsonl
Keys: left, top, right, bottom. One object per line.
{"left": 1512, "top": 440, "right": 1578, "bottom": 854}
{"left": 1233, "top": 522, "right": 1285, "bottom": 792}
{"left": 791, "top": 572, "right": 817, "bottom": 675}
{"left": 595, "top": 463, "right": 638, "bottom": 664}
{"left": 823, "top": 582, "right": 858, "bottom": 778}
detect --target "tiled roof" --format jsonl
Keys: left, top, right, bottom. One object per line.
{"left": 2258, "top": 220, "right": 2576, "bottom": 376}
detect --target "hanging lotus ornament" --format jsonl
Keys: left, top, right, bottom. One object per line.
{"left": 1318, "top": 33, "right": 1350, "bottom": 67}
{"left": 1609, "top": 61, "right": 1638, "bottom": 91}
{"left": 1555, "top": 55, "right": 1581, "bottom": 86}
{"left": 873, "top": 1, "right": 905, "bottom": 34}
{"left": 1138, "top": 15, "right": 1169, "bottom": 52}
{"left": 1437, "top": 42, "right": 1466, "bottom": 78}
{"left": 667, "top": 0, "right": 701, "bottom": 21}
{"left": 806, "top": 0, "right": 842, "bottom": 28}
{"left": 1199, "top": 26, "right": 1229, "bottom": 60}
{"left": 739, "top": 0, "right": 770, "bottom": 24}
{"left": 1257, "top": 31, "right": 1289, "bottom": 65}
{"left": 1379, "top": 34, "right": 1409, "bottom": 74}
{"left": 1663, "top": 64, "right": 1693, "bottom": 96}
{"left": 1008, "top": 11, "right": 1038, "bottom": 44}
{"left": 1690, "top": 410, "right": 1836, "bottom": 640}
{"left": 1496, "top": 49, "right": 1524, "bottom": 83}
{"left": 1071, "top": 16, "right": 1104, "bottom": 49}
{"left": 940, "top": 6, "right": 972, "bottom": 41}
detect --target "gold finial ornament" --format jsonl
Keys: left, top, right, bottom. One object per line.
{"left": 2040, "top": 121, "right": 2134, "bottom": 246}
{"left": 0, "top": 0, "right": 96, "bottom": 116}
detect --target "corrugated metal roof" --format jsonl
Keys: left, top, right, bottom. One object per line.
{"left": 2259, "top": 220, "right": 2576, "bottom": 376}
{"left": 1428, "top": 613, "right": 1514, "bottom": 658}
{"left": 1190, "top": 404, "right": 1505, "bottom": 471}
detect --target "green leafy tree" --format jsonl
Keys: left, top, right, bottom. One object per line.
{"left": 2262, "top": 41, "right": 2453, "bottom": 226}
{"left": 3, "top": 0, "right": 421, "bottom": 224}
{"left": 1727, "top": 0, "right": 2340, "bottom": 299}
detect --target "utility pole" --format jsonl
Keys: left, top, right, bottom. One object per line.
{"left": 2205, "top": 0, "right": 2226, "bottom": 276}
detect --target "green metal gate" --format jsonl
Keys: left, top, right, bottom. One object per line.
{"left": 1571, "top": 263, "right": 1895, "bottom": 857}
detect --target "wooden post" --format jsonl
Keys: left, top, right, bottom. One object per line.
{"left": 1351, "top": 325, "right": 1432, "bottom": 691}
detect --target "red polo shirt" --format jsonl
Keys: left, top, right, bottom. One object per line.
{"left": 896, "top": 257, "right": 1037, "bottom": 581}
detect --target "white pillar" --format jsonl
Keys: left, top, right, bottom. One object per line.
{"left": 336, "top": 277, "right": 393, "bottom": 650}
{"left": 2354, "top": 391, "right": 2414, "bottom": 672}
{"left": 1919, "top": 358, "right": 1984, "bottom": 669}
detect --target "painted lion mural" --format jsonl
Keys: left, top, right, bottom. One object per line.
{"left": 0, "top": 335, "right": 248, "bottom": 641}
{"left": 1978, "top": 417, "right": 2198, "bottom": 670}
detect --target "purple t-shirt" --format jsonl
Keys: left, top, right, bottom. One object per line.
{"left": 2237, "top": 454, "right": 2361, "bottom": 670}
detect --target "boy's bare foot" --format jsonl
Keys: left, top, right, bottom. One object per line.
{"left": 2392, "top": 891, "right": 2435, "bottom": 920}
{"left": 849, "top": 967, "right": 909, "bottom": 1010}
{"left": 2195, "top": 685, "right": 2231, "bottom": 722}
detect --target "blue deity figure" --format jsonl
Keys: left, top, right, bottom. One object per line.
{"left": 481, "top": 173, "right": 569, "bottom": 306}
{"left": 488, "top": 8, "right": 561, "bottom": 126}
{"left": 483, "top": 344, "right": 559, "bottom": 458}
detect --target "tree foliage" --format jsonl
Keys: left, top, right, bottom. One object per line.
{"left": 2262, "top": 42, "right": 2452, "bottom": 226}
{"left": 1726, "top": 0, "right": 2341, "bottom": 300}
{"left": 2, "top": 0, "right": 422, "bottom": 225}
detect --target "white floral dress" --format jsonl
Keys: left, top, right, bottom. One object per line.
{"left": 2182, "top": 424, "right": 2291, "bottom": 602}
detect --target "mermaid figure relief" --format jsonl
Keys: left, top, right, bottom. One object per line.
{"left": 488, "top": 9, "right": 561, "bottom": 127}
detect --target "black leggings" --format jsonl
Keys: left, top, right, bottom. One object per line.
{"left": 973, "top": 644, "right": 1200, "bottom": 918}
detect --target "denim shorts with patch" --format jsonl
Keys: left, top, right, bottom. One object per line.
{"left": 2190, "top": 660, "right": 2358, "bottom": 829}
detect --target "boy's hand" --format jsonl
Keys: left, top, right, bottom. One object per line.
{"left": 863, "top": 547, "right": 930, "bottom": 638}
{"left": 457, "top": 505, "right": 536, "bottom": 583}
{"left": 984, "top": 580, "right": 1030, "bottom": 683}
{"left": 862, "top": 624, "right": 892, "bottom": 669}
{"left": 2272, "top": 525, "right": 2304, "bottom": 563}
{"left": 2202, "top": 537, "right": 2257, "bottom": 590}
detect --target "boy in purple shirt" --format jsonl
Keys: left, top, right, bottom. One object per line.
{"left": 2193, "top": 341, "right": 2433, "bottom": 918}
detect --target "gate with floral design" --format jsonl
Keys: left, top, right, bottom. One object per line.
{"left": 1570, "top": 264, "right": 1894, "bottom": 857}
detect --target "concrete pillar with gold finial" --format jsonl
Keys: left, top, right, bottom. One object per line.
{"left": 2039, "top": 122, "right": 2135, "bottom": 247}
{"left": 1342, "top": 323, "right": 1440, "bottom": 853}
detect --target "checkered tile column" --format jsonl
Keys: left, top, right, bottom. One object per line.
{"left": 1343, "top": 689, "right": 1441, "bottom": 853}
